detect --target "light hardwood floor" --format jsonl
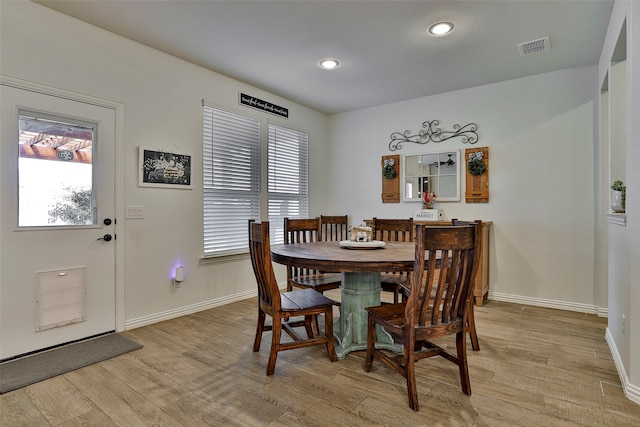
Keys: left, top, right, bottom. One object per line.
{"left": 2, "top": 293, "right": 639, "bottom": 426}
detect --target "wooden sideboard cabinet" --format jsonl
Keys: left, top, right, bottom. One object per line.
{"left": 366, "top": 218, "right": 492, "bottom": 306}
{"left": 473, "top": 221, "right": 491, "bottom": 305}
{"left": 415, "top": 220, "right": 491, "bottom": 306}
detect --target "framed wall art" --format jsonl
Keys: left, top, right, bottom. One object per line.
{"left": 138, "top": 147, "right": 192, "bottom": 189}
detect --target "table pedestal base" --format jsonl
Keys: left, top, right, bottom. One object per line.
{"left": 334, "top": 272, "right": 400, "bottom": 359}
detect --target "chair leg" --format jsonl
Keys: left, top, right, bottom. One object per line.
{"left": 304, "top": 314, "right": 316, "bottom": 339}
{"left": 253, "top": 309, "right": 266, "bottom": 352}
{"left": 324, "top": 309, "right": 337, "bottom": 362}
{"left": 405, "top": 336, "right": 419, "bottom": 411}
{"left": 311, "top": 314, "right": 320, "bottom": 337}
{"left": 364, "top": 316, "right": 376, "bottom": 372}
{"left": 456, "top": 331, "right": 472, "bottom": 395}
{"left": 467, "top": 302, "right": 480, "bottom": 351}
{"left": 266, "top": 316, "right": 282, "bottom": 376}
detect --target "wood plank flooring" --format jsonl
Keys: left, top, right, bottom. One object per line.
{"left": 2, "top": 294, "right": 639, "bottom": 426}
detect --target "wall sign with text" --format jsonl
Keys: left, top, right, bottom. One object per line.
{"left": 239, "top": 93, "right": 288, "bottom": 118}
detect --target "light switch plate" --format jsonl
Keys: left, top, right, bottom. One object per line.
{"left": 126, "top": 205, "right": 144, "bottom": 219}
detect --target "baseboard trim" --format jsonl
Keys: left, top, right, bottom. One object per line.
{"left": 605, "top": 328, "right": 640, "bottom": 405}
{"left": 125, "top": 288, "right": 258, "bottom": 330}
{"left": 489, "top": 292, "right": 607, "bottom": 317}
{"left": 129, "top": 290, "right": 609, "bottom": 329}
{"left": 124, "top": 283, "right": 287, "bottom": 330}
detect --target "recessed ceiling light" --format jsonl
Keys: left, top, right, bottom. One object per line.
{"left": 428, "top": 22, "right": 454, "bottom": 36}
{"left": 319, "top": 58, "right": 340, "bottom": 70}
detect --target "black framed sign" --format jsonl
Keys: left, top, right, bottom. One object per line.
{"left": 239, "top": 93, "right": 288, "bottom": 118}
{"left": 138, "top": 147, "right": 192, "bottom": 189}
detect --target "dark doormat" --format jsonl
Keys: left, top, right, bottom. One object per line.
{"left": 0, "top": 333, "right": 142, "bottom": 393}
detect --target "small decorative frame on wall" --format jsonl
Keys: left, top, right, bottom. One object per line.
{"left": 138, "top": 147, "right": 192, "bottom": 189}
{"left": 465, "top": 147, "right": 489, "bottom": 203}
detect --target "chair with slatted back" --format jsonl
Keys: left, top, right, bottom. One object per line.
{"left": 451, "top": 219, "right": 482, "bottom": 351}
{"left": 397, "top": 218, "right": 481, "bottom": 351}
{"left": 365, "top": 225, "right": 477, "bottom": 411}
{"left": 372, "top": 218, "right": 414, "bottom": 303}
{"left": 284, "top": 217, "right": 342, "bottom": 293}
{"left": 320, "top": 215, "right": 349, "bottom": 242}
{"left": 249, "top": 220, "right": 337, "bottom": 375}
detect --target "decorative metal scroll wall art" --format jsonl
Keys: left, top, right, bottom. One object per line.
{"left": 388, "top": 120, "right": 478, "bottom": 151}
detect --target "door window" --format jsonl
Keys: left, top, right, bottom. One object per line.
{"left": 18, "top": 111, "right": 95, "bottom": 227}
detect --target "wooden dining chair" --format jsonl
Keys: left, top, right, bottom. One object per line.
{"left": 284, "top": 217, "right": 342, "bottom": 294}
{"left": 396, "top": 219, "right": 481, "bottom": 352}
{"left": 320, "top": 215, "right": 349, "bottom": 242}
{"left": 248, "top": 220, "right": 337, "bottom": 375}
{"left": 451, "top": 219, "right": 482, "bottom": 351}
{"left": 372, "top": 217, "right": 414, "bottom": 303}
{"left": 364, "top": 225, "right": 477, "bottom": 411}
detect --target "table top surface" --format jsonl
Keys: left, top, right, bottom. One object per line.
{"left": 271, "top": 241, "right": 416, "bottom": 273}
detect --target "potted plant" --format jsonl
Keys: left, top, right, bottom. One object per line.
{"left": 611, "top": 180, "right": 626, "bottom": 213}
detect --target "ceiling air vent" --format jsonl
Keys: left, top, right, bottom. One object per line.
{"left": 518, "top": 37, "right": 550, "bottom": 56}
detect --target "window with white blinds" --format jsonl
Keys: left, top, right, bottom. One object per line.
{"left": 268, "top": 124, "right": 309, "bottom": 245}
{"left": 203, "top": 105, "right": 261, "bottom": 256}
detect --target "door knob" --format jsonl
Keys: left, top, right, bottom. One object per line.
{"left": 97, "top": 234, "right": 113, "bottom": 242}
{"left": 103, "top": 218, "right": 112, "bottom": 226}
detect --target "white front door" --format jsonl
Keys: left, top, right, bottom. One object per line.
{"left": 1, "top": 84, "right": 116, "bottom": 359}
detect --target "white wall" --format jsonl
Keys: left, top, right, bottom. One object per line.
{"left": 599, "top": 0, "right": 640, "bottom": 405}
{"left": 0, "top": 1, "right": 329, "bottom": 327}
{"left": 329, "top": 66, "right": 601, "bottom": 311}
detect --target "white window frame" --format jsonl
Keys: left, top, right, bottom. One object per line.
{"left": 267, "top": 124, "right": 309, "bottom": 245}
{"left": 403, "top": 149, "right": 461, "bottom": 202}
{"left": 203, "top": 104, "right": 261, "bottom": 257}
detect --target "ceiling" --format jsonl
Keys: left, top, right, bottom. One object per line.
{"left": 34, "top": 0, "right": 614, "bottom": 115}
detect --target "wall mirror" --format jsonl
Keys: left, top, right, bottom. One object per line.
{"left": 404, "top": 149, "right": 460, "bottom": 202}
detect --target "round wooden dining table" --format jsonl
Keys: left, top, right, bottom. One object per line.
{"left": 271, "top": 240, "right": 415, "bottom": 358}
